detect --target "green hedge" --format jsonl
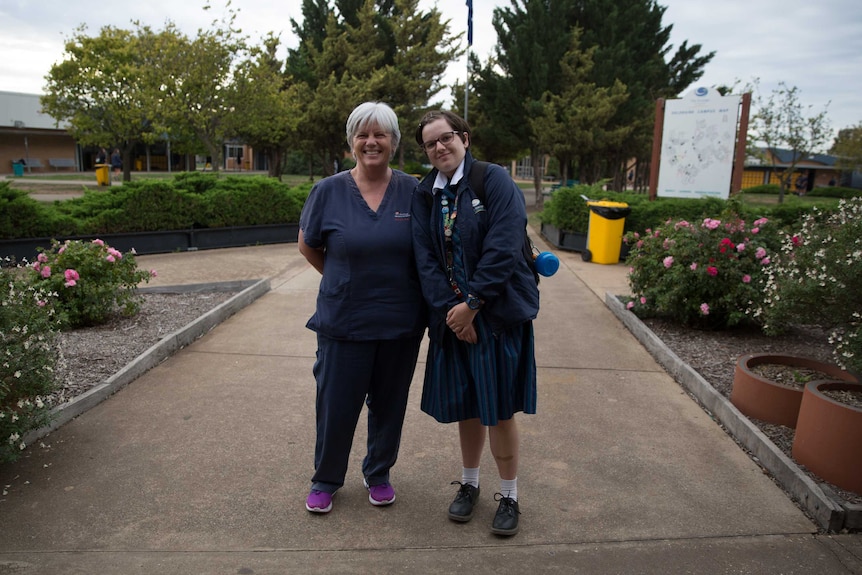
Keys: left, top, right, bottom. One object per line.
{"left": 538, "top": 183, "right": 836, "bottom": 237}
{"left": 0, "top": 175, "right": 313, "bottom": 240}
{"left": 808, "top": 185, "right": 861, "bottom": 199}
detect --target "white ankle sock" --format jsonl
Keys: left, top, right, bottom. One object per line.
{"left": 462, "top": 467, "right": 480, "bottom": 488}
{"left": 500, "top": 477, "right": 518, "bottom": 501}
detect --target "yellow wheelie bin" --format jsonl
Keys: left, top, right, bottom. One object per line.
{"left": 95, "top": 164, "right": 110, "bottom": 186}
{"left": 584, "top": 200, "right": 630, "bottom": 264}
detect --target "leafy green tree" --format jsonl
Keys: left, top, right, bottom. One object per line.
{"left": 530, "top": 29, "right": 631, "bottom": 184}
{"left": 830, "top": 123, "right": 862, "bottom": 174}
{"left": 295, "top": 1, "right": 384, "bottom": 176}
{"left": 287, "top": 0, "right": 332, "bottom": 85}
{"left": 41, "top": 26, "right": 155, "bottom": 182}
{"left": 751, "top": 81, "right": 832, "bottom": 203}
{"left": 491, "top": 0, "right": 580, "bottom": 207}
{"left": 287, "top": 0, "right": 458, "bottom": 175}
{"left": 377, "top": 0, "right": 461, "bottom": 168}
{"left": 480, "top": 0, "right": 713, "bottom": 202}
{"left": 464, "top": 54, "right": 530, "bottom": 165}
{"left": 576, "top": 0, "right": 714, "bottom": 190}
{"left": 227, "top": 35, "right": 307, "bottom": 177}
{"left": 150, "top": 13, "right": 247, "bottom": 173}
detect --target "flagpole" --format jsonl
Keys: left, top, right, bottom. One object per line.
{"left": 464, "top": 49, "right": 470, "bottom": 122}
{"left": 464, "top": 0, "right": 472, "bottom": 121}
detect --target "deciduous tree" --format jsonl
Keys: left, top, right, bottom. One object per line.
{"left": 751, "top": 81, "right": 832, "bottom": 203}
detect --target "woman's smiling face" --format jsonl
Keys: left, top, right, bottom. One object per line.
{"left": 352, "top": 122, "right": 392, "bottom": 169}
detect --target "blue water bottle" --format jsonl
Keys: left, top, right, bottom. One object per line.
{"left": 533, "top": 251, "right": 560, "bottom": 277}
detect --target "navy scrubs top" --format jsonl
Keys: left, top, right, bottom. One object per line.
{"left": 300, "top": 170, "right": 426, "bottom": 341}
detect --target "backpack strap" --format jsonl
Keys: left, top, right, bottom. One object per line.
{"left": 469, "top": 160, "right": 490, "bottom": 204}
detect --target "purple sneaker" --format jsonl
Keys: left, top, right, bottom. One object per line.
{"left": 305, "top": 489, "right": 333, "bottom": 513}
{"left": 363, "top": 479, "right": 396, "bottom": 506}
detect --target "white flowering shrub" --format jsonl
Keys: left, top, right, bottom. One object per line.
{"left": 0, "top": 262, "right": 62, "bottom": 462}
{"left": 756, "top": 197, "right": 862, "bottom": 373}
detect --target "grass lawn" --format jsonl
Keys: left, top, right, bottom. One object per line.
{"left": 735, "top": 191, "right": 841, "bottom": 208}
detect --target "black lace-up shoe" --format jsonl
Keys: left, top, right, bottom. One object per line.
{"left": 448, "top": 481, "right": 480, "bottom": 522}
{"left": 491, "top": 493, "right": 520, "bottom": 536}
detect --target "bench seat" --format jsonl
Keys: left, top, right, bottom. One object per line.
{"left": 49, "top": 158, "right": 76, "bottom": 170}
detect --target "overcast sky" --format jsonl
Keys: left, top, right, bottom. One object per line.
{"left": 1, "top": 0, "right": 860, "bottom": 142}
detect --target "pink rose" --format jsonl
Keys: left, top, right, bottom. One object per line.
{"left": 40, "top": 266, "right": 51, "bottom": 278}
{"left": 742, "top": 274, "right": 751, "bottom": 284}
{"left": 663, "top": 256, "right": 674, "bottom": 268}
{"left": 626, "top": 301, "right": 635, "bottom": 310}
{"left": 64, "top": 269, "right": 79, "bottom": 287}
{"left": 700, "top": 303, "right": 710, "bottom": 315}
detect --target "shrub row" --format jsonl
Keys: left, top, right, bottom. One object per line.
{"left": 539, "top": 183, "right": 848, "bottom": 236}
{"left": 1, "top": 174, "right": 313, "bottom": 240}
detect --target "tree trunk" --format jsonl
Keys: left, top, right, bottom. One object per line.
{"left": 532, "top": 148, "right": 544, "bottom": 210}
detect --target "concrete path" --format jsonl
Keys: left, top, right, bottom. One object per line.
{"left": 0, "top": 237, "right": 860, "bottom": 574}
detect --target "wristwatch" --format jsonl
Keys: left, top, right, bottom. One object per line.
{"left": 466, "top": 294, "right": 484, "bottom": 310}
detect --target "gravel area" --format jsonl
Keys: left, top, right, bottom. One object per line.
{"left": 51, "top": 291, "right": 237, "bottom": 405}
{"left": 642, "top": 317, "right": 861, "bottom": 506}
{"left": 50, "top": 291, "right": 860, "bottom": 507}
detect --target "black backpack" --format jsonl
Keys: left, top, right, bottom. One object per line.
{"left": 450, "top": 160, "right": 540, "bottom": 284}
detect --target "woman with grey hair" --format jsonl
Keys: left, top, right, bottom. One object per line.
{"left": 298, "top": 101, "right": 426, "bottom": 514}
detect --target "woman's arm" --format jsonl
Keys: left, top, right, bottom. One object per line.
{"left": 298, "top": 228, "right": 325, "bottom": 274}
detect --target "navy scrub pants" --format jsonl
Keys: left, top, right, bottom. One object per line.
{"left": 310, "top": 333, "right": 422, "bottom": 493}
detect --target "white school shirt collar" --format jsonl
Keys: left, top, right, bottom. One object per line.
{"left": 432, "top": 159, "right": 467, "bottom": 195}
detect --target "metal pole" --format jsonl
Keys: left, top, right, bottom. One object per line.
{"left": 464, "top": 48, "right": 470, "bottom": 121}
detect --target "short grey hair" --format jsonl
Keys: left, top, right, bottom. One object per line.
{"left": 346, "top": 101, "right": 401, "bottom": 157}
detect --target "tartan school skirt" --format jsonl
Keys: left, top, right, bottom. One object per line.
{"left": 420, "top": 313, "right": 537, "bottom": 426}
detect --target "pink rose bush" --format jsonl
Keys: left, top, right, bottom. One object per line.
{"left": 623, "top": 211, "right": 781, "bottom": 329}
{"left": 29, "top": 239, "right": 155, "bottom": 328}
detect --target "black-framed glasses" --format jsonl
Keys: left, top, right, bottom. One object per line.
{"left": 420, "top": 131, "right": 461, "bottom": 152}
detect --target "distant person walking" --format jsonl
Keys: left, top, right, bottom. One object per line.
{"left": 110, "top": 149, "right": 122, "bottom": 181}
{"left": 794, "top": 173, "right": 807, "bottom": 196}
{"left": 95, "top": 147, "right": 107, "bottom": 165}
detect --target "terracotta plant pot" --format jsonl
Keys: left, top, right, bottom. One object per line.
{"left": 730, "top": 353, "right": 858, "bottom": 428}
{"left": 793, "top": 381, "right": 862, "bottom": 495}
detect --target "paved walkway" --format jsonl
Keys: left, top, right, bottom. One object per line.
{"left": 0, "top": 235, "right": 860, "bottom": 574}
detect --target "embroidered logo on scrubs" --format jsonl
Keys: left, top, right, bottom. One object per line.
{"left": 472, "top": 198, "right": 486, "bottom": 214}
{"left": 394, "top": 211, "right": 411, "bottom": 220}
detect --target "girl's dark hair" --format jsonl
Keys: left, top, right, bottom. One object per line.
{"left": 415, "top": 110, "right": 471, "bottom": 148}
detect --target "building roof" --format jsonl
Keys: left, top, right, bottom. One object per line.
{"left": 0, "top": 90, "right": 68, "bottom": 130}
{"left": 746, "top": 147, "right": 838, "bottom": 169}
